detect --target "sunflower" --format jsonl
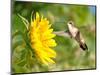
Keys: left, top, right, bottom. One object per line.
{"left": 29, "top": 12, "right": 57, "bottom": 65}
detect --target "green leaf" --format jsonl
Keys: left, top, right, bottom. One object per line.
{"left": 17, "top": 14, "right": 29, "bottom": 30}
{"left": 12, "top": 30, "right": 23, "bottom": 39}
{"left": 17, "top": 59, "right": 26, "bottom": 67}
{"left": 12, "top": 65, "right": 27, "bottom": 73}
{"left": 12, "top": 41, "right": 25, "bottom": 53}
{"left": 26, "top": 49, "right": 34, "bottom": 69}
{"left": 12, "top": 14, "right": 27, "bottom": 33}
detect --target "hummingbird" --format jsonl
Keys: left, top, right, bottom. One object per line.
{"left": 67, "top": 21, "right": 88, "bottom": 50}
{"left": 53, "top": 21, "right": 88, "bottom": 50}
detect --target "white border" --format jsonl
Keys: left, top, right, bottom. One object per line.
{"left": 0, "top": 0, "right": 10, "bottom": 75}
{"left": 0, "top": 0, "right": 99, "bottom": 75}
{"left": 17, "top": 0, "right": 97, "bottom": 5}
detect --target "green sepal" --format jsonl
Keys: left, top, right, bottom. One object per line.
{"left": 17, "top": 14, "right": 29, "bottom": 30}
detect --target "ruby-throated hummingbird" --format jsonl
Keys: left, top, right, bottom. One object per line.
{"left": 67, "top": 21, "right": 88, "bottom": 50}
{"left": 54, "top": 21, "right": 88, "bottom": 50}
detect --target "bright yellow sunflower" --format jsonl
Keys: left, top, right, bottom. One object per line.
{"left": 29, "top": 12, "right": 57, "bottom": 65}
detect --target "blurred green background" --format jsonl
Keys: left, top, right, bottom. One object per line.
{"left": 12, "top": 1, "right": 96, "bottom": 73}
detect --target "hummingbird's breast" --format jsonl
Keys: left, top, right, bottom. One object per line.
{"left": 68, "top": 24, "right": 78, "bottom": 38}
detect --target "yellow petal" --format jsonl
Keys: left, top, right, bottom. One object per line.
{"left": 44, "top": 34, "right": 56, "bottom": 40}
{"left": 44, "top": 39, "right": 57, "bottom": 47}
{"left": 39, "top": 52, "right": 55, "bottom": 65}
{"left": 43, "top": 47, "right": 56, "bottom": 57}
{"left": 40, "top": 57, "right": 49, "bottom": 65}
{"left": 43, "top": 56, "right": 55, "bottom": 64}
{"left": 36, "top": 12, "right": 40, "bottom": 19}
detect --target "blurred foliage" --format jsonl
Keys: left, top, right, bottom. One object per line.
{"left": 12, "top": 1, "right": 96, "bottom": 74}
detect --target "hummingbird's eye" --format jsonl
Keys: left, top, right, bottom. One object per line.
{"left": 69, "top": 21, "right": 73, "bottom": 24}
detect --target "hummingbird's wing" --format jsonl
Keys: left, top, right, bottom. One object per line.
{"left": 65, "top": 30, "right": 73, "bottom": 38}
{"left": 75, "top": 31, "right": 81, "bottom": 43}
{"left": 53, "top": 30, "right": 70, "bottom": 37}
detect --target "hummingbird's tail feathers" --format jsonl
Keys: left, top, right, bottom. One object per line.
{"left": 79, "top": 43, "right": 88, "bottom": 50}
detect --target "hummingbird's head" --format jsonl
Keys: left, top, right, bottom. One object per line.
{"left": 67, "top": 21, "right": 74, "bottom": 26}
